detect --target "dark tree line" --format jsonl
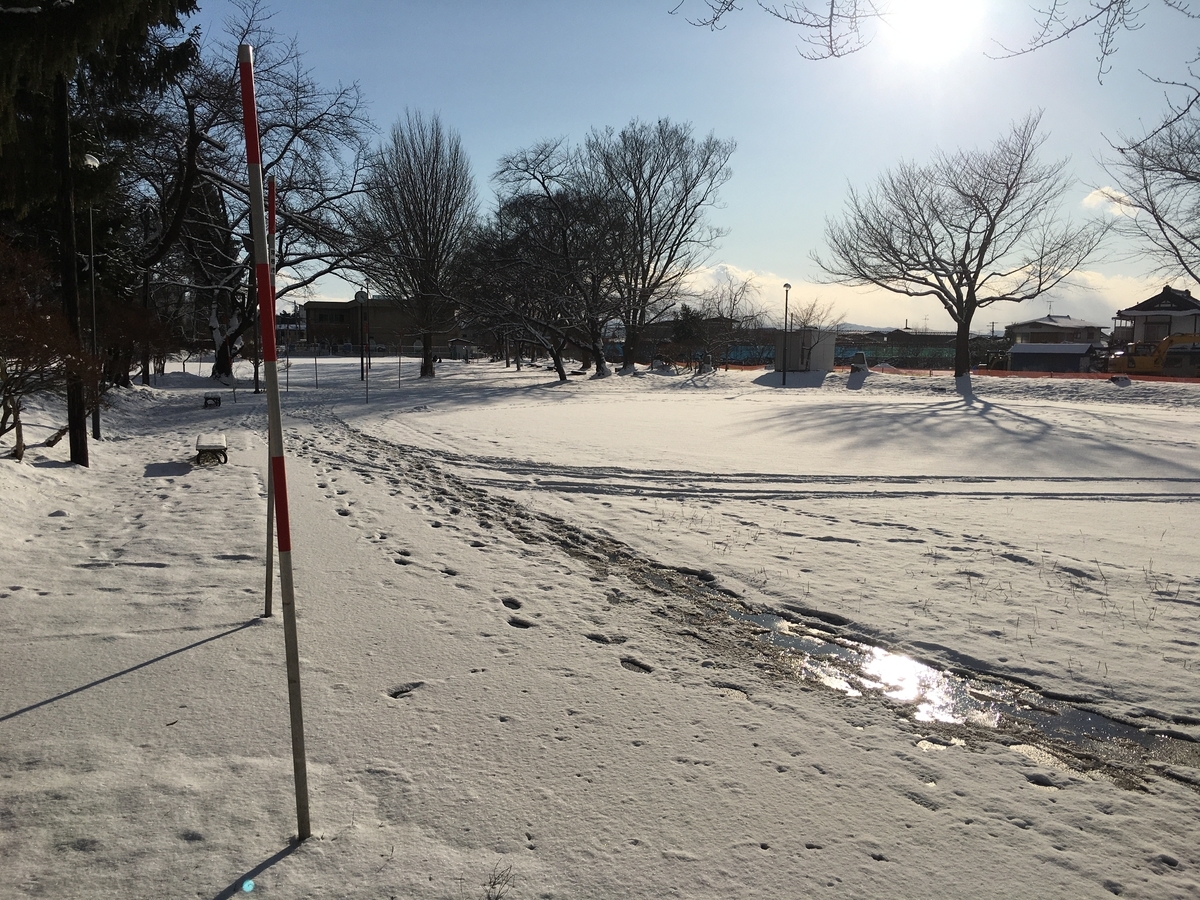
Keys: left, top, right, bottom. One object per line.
{"left": 1, "top": 0, "right": 200, "bottom": 464}
{"left": 388, "top": 118, "right": 737, "bottom": 382}
{"left": 1, "top": 0, "right": 375, "bottom": 463}
{"left": 0, "top": 0, "right": 741, "bottom": 469}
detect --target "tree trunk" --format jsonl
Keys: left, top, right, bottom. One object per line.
{"left": 420, "top": 332, "right": 435, "bottom": 377}
{"left": 113, "top": 350, "right": 134, "bottom": 388}
{"left": 549, "top": 346, "right": 568, "bottom": 382}
{"left": 54, "top": 73, "right": 88, "bottom": 467}
{"left": 13, "top": 405, "right": 24, "bottom": 462}
{"left": 622, "top": 324, "right": 639, "bottom": 371}
{"left": 588, "top": 322, "right": 611, "bottom": 378}
{"left": 954, "top": 319, "right": 972, "bottom": 377}
{"left": 140, "top": 265, "right": 151, "bottom": 386}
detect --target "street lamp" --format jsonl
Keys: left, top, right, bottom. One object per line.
{"left": 83, "top": 153, "right": 101, "bottom": 438}
{"left": 782, "top": 282, "right": 791, "bottom": 387}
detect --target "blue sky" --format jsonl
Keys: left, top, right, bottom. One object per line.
{"left": 194, "top": 1, "right": 1200, "bottom": 330}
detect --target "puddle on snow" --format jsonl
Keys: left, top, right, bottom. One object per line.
{"left": 727, "top": 607, "right": 1177, "bottom": 751}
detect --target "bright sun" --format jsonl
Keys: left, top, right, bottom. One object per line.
{"left": 880, "top": 0, "right": 987, "bottom": 66}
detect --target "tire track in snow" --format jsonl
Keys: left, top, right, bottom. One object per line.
{"left": 281, "top": 403, "right": 1200, "bottom": 794}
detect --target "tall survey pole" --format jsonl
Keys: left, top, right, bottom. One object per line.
{"left": 264, "top": 176, "right": 276, "bottom": 620}
{"left": 239, "top": 44, "right": 310, "bottom": 841}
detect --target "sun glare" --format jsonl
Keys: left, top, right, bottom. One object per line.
{"left": 880, "top": 0, "right": 986, "bottom": 66}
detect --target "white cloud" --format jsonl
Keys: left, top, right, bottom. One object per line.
{"left": 1082, "top": 186, "right": 1138, "bottom": 218}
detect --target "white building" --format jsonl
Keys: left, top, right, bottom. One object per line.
{"left": 1113, "top": 286, "right": 1200, "bottom": 343}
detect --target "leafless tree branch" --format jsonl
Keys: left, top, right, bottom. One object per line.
{"left": 815, "top": 111, "right": 1108, "bottom": 376}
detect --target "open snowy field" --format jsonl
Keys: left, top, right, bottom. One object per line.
{"left": 2, "top": 358, "right": 1198, "bottom": 899}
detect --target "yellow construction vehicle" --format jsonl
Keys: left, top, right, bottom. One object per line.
{"left": 1106, "top": 333, "right": 1200, "bottom": 375}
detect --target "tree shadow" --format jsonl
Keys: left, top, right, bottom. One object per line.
{"left": 211, "top": 840, "right": 304, "bottom": 900}
{"left": 0, "top": 619, "right": 261, "bottom": 722}
{"left": 751, "top": 370, "right": 829, "bottom": 389}
{"left": 144, "top": 461, "right": 193, "bottom": 477}
{"left": 754, "top": 388, "right": 1200, "bottom": 477}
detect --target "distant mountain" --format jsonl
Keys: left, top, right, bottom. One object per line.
{"left": 836, "top": 322, "right": 891, "bottom": 333}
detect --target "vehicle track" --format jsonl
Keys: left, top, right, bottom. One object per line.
{"left": 284, "top": 403, "right": 1200, "bottom": 795}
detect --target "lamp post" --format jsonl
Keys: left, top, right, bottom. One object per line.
{"left": 83, "top": 153, "right": 101, "bottom": 438}
{"left": 782, "top": 282, "right": 791, "bottom": 386}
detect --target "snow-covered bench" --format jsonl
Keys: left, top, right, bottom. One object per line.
{"left": 203, "top": 393, "right": 221, "bottom": 408}
{"left": 195, "top": 433, "right": 228, "bottom": 465}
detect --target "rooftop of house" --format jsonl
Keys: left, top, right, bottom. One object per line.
{"left": 1006, "top": 314, "right": 1106, "bottom": 331}
{"left": 1116, "top": 285, "right": 1200, "bottom": 317}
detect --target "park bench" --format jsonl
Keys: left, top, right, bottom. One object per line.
{"left": 203, "top": 393, "right": 221, "bottom": 408}
{"left": 195, "top": 433, "right": 228, "bottom": 465}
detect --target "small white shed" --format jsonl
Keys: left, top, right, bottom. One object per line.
{"left": 774, "top": 327, "right": 836, "bottom": 373}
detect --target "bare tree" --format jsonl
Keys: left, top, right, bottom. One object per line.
{"left": 138, "top": 0, "right": 374, "bottom": 379}
{"left": 780, "top": 295, "right": 844, "bottom": 372}
{"left": 1102, "top": 99, "right": 1200, "bottom": 284}
{"left": 458, "top": 209, "right": 579, "bottom": 382}
{"left": 693, "top": 271, "right": 764, "bottom": 365}
{"left": 673, "top": 0, "right": 1198, "bottom": 78}
{"left": 588, "top": 118, "right": 735, "bottom": 371}
{"left": 816, "top": 112, "right": 1106, "bottom": 378}
{"left": 492, "top": 138, "right": 626, "bottom": 377}
{"left": 361, "top": 110, "right": 478, "bottom": 377}
{"left": 671, "top": 0, "right": 881, "bottom": 59}
{"left": 784, "top": 296, "right": 843, "bottom": 333}
{"left": 993, "top": 1, "right": 1200, "bottom": 80}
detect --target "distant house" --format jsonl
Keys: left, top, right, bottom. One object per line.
{"left": 1005, "top": 314, "right": 1107, "bottom": 345}
{"left": 1003, "top": 314, "right": 1108, "bottom": 373}
{"left": 1112, "top": 285, "right": 1200, "bottom": 344}
{"left": 273, "top": 310, "right": 306, "bottom": 348}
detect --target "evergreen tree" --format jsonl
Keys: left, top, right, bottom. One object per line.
{"left": 0, "top": 0, "right": 197, "bottom": 465}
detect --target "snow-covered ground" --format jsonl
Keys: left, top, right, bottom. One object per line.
{"left": 2, "top": 358, "right": 1197, "bottom": 899}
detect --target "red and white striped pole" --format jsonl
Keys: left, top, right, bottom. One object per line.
{"left": 239, "top": 43, "right": 310, "bottom": 841}
{"left": 264, "top": 176, "right": 276, "bottom": 619}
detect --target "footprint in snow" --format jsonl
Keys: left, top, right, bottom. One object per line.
{"left": 585, "top": 633, "right": 627, "bottom": 645}
{"left": 387, "top": 681, "right": 424, "bottom": 698}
